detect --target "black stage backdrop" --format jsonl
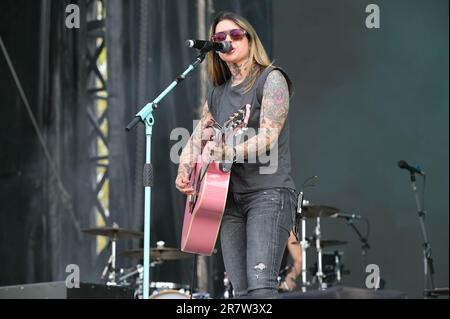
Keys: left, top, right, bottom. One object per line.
{"left": 0, "top": 0, "right": 272, "bottom": 298}
{"left": 0, "top": 0, "right": 98, "bottom": 285}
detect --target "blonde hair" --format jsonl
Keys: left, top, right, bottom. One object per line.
{"left": 207, "top": 12, "right": 272, "bottom": 93}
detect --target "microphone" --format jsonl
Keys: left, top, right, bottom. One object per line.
{"left": 334, "top": 212, "right": 362, "bottom": 219}
{"left": 185, "top": 40, "right": 232, "bottom": 53}
{"left": 398, "top": 160, "right": 425, "bottom": 176}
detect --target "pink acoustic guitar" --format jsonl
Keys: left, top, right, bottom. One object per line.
{"left": 181, "top": 104, "right": 251, "bottom": 255}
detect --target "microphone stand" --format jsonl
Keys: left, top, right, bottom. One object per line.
{"left": 126, "top": 51, "right": 207, "bottom": 299}
{"left": 407, "top": 172, "right": 435, "bottom": 298}
{"left": 343, "top": 216, "right": 370, "bottom": 285}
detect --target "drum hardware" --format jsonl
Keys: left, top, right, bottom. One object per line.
{"left": 82, "top": 226, "right": 202, "bottom": 298}
{"left": 82, "top": 223, "right": 144, "bottom": 286}
{"left": 293, "top": 238, "right": 348, "bottom": 248}
{"left": 310, "top": 251, "right": 350, "bottom": 286}
{"left": 118, "top": 242, "right": 195, "bottom": 299}
{"left": 223, "top": 272, "right": 232, "bottom": 299}
{"left": 295, "top": 176, "right": 320, "bottom": 292}
{"left": 118, "top": 264, "right": 143, "bottom": 284}
{"left": 299, "top": 216, "right": 310, "bottom": 292}
{"left": 118, "top": 266, "right": 193, "bottom": 299}
{"left": 296, "top": 191, "right": 310, "bottom": 292}
{"left": 149, "top": 290, "right": 190, "bottom": 299}
{"left": 301, "top": 204, "right": 340, "bottom": 219}
{"left": 298, "top": 201, "right": 341, "bottom": 291}
{"left": 339, "top": 213, "right": 372, "bottom": 289}
{"left": 120, "top": 247, "right": 194, "bottom": 261}
{"left": 81, "top": 224, "right": 144, "bottom": 239}
{"left": 314, "top": 217, "right": 326, "bottom": 290}
{"left": 150, "top": 281, "right": 189, "bottom": 291}
{"left": 147, "top": 282, "right": 210, "bottom": 299}
{"left": 334, "top": 251, "right": 343, "bottom": 284}
{"left": 297, "top": 198, "right": 355, "bottom": 291}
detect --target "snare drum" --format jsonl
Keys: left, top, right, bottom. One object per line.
{"left": 149, "top": 282, "right": 191, "bottom": 299}
{"left": 149, "top": 290, "right": 190, "bottom": 299}
{"left": 150, "top": 282, "right": 188, "bottom": 291}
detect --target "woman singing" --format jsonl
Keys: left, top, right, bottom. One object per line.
{"left": 176, "top": 11, "right": 297, "bottom": 297}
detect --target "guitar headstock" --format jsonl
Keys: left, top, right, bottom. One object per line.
{"left": 223, "top": 104, "right": 252, "bottom": 132}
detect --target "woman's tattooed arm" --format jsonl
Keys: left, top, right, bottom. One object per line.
{"left": 235, "top": 70, "right": 290, "bottom": 161}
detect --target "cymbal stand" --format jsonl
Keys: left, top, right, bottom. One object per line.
{"left": 135, "top": 264, "right": 144, "bottom": 299}
{"left": 297, "top": 191, "right": 310, "bottom": 292}
{"left": 299, "top": 216, "right": 310, "bottom": 292}
{"left": 314, "top": 217, "right": 326, "bottom": 290}
{"left": 100, "top": 232, "right": 118, "bottom": 286}
{"left": 334, "top": 251, "right": 342, "bottom": 284}
{"left": 107, "top": 234, "right": 118, "bottom": 286}
{"left": 297, "top": 176, "right": 319, "bottom": 292}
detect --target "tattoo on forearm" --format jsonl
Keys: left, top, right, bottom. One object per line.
{"left": 178, "top": 101, "right": 212, "bottom": 174}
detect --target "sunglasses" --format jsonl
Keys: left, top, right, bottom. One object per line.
{"left": 211, "top": 29, "right": 247, "bottom": 42}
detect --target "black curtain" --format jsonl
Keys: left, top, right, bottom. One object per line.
{"left": 0, "top": 0, "right": 98, "bottom": 286}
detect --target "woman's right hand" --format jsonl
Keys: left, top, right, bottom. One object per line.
{"left": 175, "top": 171, "right": 195, "bottom": 195}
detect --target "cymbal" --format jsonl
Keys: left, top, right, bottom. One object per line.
{"left": 81, "top": 226, "right": 144, "bottom": 239}
{"left": 292, "top": 239, "right": 348, "bottom": 247}
{"left": 317, "top": 239, "right": 348, "bottom": 247}
{"left": 120, "top": 247, "right": 194, "bottom": 261}
{"left": 301, "top": 204, "right": 339, "bottom": 218}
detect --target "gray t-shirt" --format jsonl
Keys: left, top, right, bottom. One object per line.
{"left": 207, "top": 66, "right": 296, "bottom": 193}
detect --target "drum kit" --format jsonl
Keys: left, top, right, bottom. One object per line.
{"left": 82, "top": 196, "right": 360, "bottom": 298}
{"left": 81, "top": 223, "right": 198, "bottom": 299}
{"left": 286, "top": 197, "right": 354, "bottom": 292}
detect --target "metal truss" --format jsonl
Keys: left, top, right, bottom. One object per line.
{"left": 85, "top": 0, "right": 110, "bottom": 245}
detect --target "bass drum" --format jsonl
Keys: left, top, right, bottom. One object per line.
{"left": 149, "top": 289, "right": 190, "bottom": 299}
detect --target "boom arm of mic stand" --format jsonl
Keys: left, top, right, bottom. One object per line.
{"left": 345, "top": 218, "right": 370, "bottom": 250}
{"left": 125, "top": 52, "right": 207, "bottom": 132}
{"left": 345, "top": 218, "right": 371, "bottom": 287}
{"left": 124, "top": 51, "right": 207, "bottom": 299}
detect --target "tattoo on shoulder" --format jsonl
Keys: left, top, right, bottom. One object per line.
{"left": 261, "top": 70, "right": 290, "bottom": 129}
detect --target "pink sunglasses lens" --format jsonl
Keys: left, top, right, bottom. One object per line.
{"left": 230, "top": 29, "right": 245, "bottom": 40}
{"left": 212, "top": 32, "right": 227, "bottom": 42}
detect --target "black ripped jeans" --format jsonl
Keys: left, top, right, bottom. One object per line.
{"left": 220, "top": 187, "right": 297, "bottom": 297}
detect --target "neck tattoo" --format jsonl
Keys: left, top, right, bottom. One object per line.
{"left": 228, "top": 58, "right": 249, "bottom": 85}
